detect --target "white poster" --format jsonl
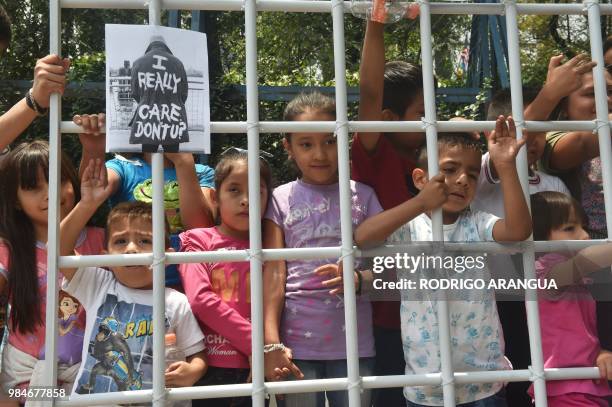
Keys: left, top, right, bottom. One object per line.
{"left": 105, "top": 24, "right": 211, "bottom": 153}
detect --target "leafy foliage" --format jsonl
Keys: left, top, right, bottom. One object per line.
{"left": 1, "top": 0, "right": 610, "bottom": 186}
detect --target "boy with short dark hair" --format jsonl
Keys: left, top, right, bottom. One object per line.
{"left": 355, "top": 117, "right": 532, "bottom": 406}
{"left": 60, "top": 160, "right": 207, "bottom": 400}
{"left": 351, "top": 7, "right": 423, "bottom": 403}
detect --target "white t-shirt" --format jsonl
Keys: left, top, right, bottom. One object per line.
{"left": 63, "top": 267, "right": 205, "bottom": 398}
{"left": 389, "top": 211, "right": 510, "bottom": 406}
{"left": 472, "top": 152, "right": 570, "bottom": 218}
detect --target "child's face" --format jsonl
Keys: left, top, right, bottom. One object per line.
{"left": 106, "top": 217, "right": 155, "bottom": 289}
{"left": 284, "top": 111, "right": 338, "bottom": 185}
{"left": 415, "top": 145, "right": 481, "bottom": 218}
{"left": 548, "top": 208, "right": 589, "bottom": 241}
{"left": 17, "top": 167, "right": 75, "bottom": 232}
{"left": 385, "top": 91, "right": 426, "bottom": 154}
{"left": 215, "top": 160, "right": 268, "bottom": 239}
{"left": 565, "top": 72, "right": 612, "bottom": 120}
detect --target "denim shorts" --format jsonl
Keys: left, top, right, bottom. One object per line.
{"left": 275, "top": 358, "right": 375, "bottom": 407}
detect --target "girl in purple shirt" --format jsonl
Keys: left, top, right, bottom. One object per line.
{"left": 263, "top": 92, "right": 382, "bottom": 407}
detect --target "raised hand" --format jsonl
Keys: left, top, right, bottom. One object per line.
{"left": 31, "top": 55, "right": 70, "bottom": 108}
{"left": 80, "top": 158, "right": 111, "bottom": 207}
{"left": 544, "top": 54, "right": 596, "bottom": 102}
{"left": 75, "top": 113, "right": 106, "bottom": 156}
{"left": 487, "top": 116, "right": 526, "bottom": 170}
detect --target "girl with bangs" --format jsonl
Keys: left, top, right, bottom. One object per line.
{"left": 0, "top": 140, "right": 105, "bottom": 401}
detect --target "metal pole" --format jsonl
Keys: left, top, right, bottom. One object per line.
{"left": 419, "top": 1, "right": 455, "bottom": 405}
{"left": 146, "top": 2, "right": 168, "bottom": 407}
{"left": 59, "top": 119, "right": 612, "bottom": 135}
{"left": 244, "top": 0, "right": 266, "bottom": 406}
{"left": 585, "top": 0, "right": 612, "bottom": 239}
{"left": 58, "top": 0, "right": 612, "bottom": 15}
{"left": 330, "top": 0, "right": 362, "bottom": 405}
{"left": 504, "top": 1, "right": 548, "bottom": 406}
{"left": 44, "top": 0, "right": 62, "bottom": 402}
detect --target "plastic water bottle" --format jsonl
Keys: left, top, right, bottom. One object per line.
{"left": 165, "top": 333, "right": 192, "bottom": 407}
{"left": 350, "top": 0, "right": 419, "bottom": 24}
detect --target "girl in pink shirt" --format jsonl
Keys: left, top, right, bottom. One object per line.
{"left": 0, "top": 141, "right": 105, "bottom": 399}
{"left": 179, "top": 149, "right": 272, "bottom": 407}
{"left": 530, "top": 191, "right": 612, "bottom": 406}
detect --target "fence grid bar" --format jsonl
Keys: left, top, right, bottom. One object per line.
{"left": 59, "top": 0, "right": 612, "bottom": 15}
{"left": 504, "top": 1, "right": 548, "bottom": 406}
{"left": 44, "top": 0, "right": 62, "bottom": 397}
{"left": 54, "top": 366, "right": 603, "bottom": 406}
{"left": 418, "top": 1, "right": 456, "bottom": 405}
{"left": 56, "top": 237, "right": 612, "bottom": 268}
{"left": 62, "top": 119, "right": 612, "bottom": 135}
{"left": 585, "top": 0, "right": 612, "bottom": 239}
{"left": 330, "top": 0, "right": 363, "bottom": 405}
{"left": 38, "top": 1, "right": 611, "bottom": 406}
{"left": 244, "top": 0, "right": 266, "bottom": 405}
{"left": 145, "top": 1, "right": 168, "bottom": 406}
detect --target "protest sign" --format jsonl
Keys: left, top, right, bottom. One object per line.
{"left": 105, "top": 24, "right": 210, "bottom": 153}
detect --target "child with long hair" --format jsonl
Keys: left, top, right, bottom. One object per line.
{"left": 530, "top": 191, "right": 612, "bottom": 406}
{"left": 0, "top": 141, "right": 105, "bottom": 398}
{"left": 263, "top": 92, "right": 381, "bottom": 407}
{"left": 179, "top": 150, "right": 273, "bottom": 407}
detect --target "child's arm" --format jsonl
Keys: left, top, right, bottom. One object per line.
{"left": 354, "top": 173, "right": 448, "bottom": 248}
{"left": 0, "top": 56, "right": 70, "bottom": 150}
{"left": 357, "top": 19, "right": 386, "bottom": 154}
{"left": 545, "top": 129, "right": 605, "bottom": 172}
{"left": 524, "top": 54, "right": 603, "bottom": 172}
{"left": 165, "top": 350, "right": 207, "bottom": 387}
{"left": 262, "top": 219, "right": 303, "bottom": 381}
{"left": 488, "top": 116, "right": 532, "bottom": 242}
{"left": 60, "top": 159, "right": 110, "bottom": 281}
{"left": 548, "top": 243, "right": 612, "bottom": 287}
{"left": 74, "top": 113, "right": 121, "bottom": 198}
{"left": 165, "top": 153, "right": 214, "bottom": 229}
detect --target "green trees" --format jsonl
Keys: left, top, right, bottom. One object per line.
{"left": 0, "top": 1, "right": 608, "bottom": 184}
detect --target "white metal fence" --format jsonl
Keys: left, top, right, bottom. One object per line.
{"left": 41, "top": 1, "right": 612, "bottom": 406}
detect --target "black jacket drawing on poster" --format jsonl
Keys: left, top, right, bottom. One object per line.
{"left": 129, "top": 36, "right": 189, "bottom": 152}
